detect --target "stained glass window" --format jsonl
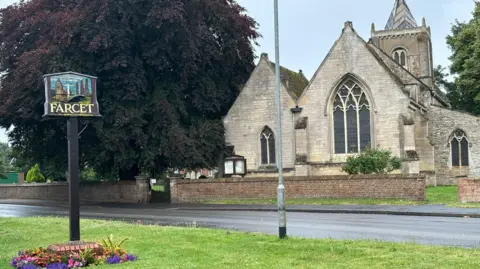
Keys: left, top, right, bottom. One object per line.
{"left": 334, "top": 109, "right": 345, "bottom": 154}
{"left": 260, "top": 127, "right": 276, "bottom": 165}
{"left": 451, "top": 130, "right": 469, "bottom": 167}
{"left": 333, "top": 79, "right": 371, "bottom": 154}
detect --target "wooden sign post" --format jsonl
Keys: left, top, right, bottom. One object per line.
{"left": 43, "top": 72, "right": 101, "bottom": 241}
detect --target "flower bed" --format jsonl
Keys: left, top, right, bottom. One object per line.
{"left": 9, "top": 236, "right": 136, "bottom": 268}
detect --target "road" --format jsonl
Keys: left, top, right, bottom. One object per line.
{"left": 1, "top": 203, "right": 479, "bottom": 248}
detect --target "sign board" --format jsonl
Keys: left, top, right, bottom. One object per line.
{"left": 224, "top": 160, "right": 234, "bottom": 175}
{"left": 223, "top": 155, "right": 247, "bottom": 177}
{"left": 43, "top": 72, "right": 100, "bottom": 117}
{"left": 151, "top": 179, "right": 157, "bottom": 184}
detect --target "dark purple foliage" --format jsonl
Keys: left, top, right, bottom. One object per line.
{"left": 0, "top": 0, "right": 260, "bottom": 178}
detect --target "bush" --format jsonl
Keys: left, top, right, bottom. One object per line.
{"left": 342, "top": 148, "right": 402, "bottom": 175}
{"left": 81, "top": 167, "right": 98, "bottom": 181}
{"left": 26, "top": 164, "right": 46, "bottom": 183}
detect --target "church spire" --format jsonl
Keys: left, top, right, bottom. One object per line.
{"left": 385, "top": 0, "right": 418, "bottom": 30}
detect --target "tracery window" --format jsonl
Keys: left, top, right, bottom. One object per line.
{"left": 260, "top": 126, "right": 276, "bottom": 165}
{"left": 333, "top": 80, "right": 371, "bottom": 154}
{"left": 450, "top": 130, "right": 469, "bottom": 167}
{"left": 392, "top": 48, "right": 408, "bottom": 69}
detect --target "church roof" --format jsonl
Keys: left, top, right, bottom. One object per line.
{"left": 268, "top": 61, "right": 309, "bottom": 101}
{"left": 385, "top": 0, "right": 418, "bottom": 30}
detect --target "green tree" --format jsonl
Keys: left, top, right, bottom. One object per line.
{"left": 0, "top": 142, "right": 12, "bottom": 178}
{"left": 446, "top": 3, "right": 480, "bottom": 115}
{"left": 0, "top": 0, "right": 259, "bottom": 180}
{"left": 0, "top": 142, "right": 12, "bottom": 165}
{"left": 0, "top": 146, "right": 8, "bottom": 179}
{"left": 433, "top": 65, "right": 462, "bottom": 110}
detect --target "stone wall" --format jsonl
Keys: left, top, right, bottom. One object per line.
{"left": 223, "top": 54, "right": 296, "bottom": 171}
{"left": 428, "top": 106, "right": 480, "bottom": 185}
{"left": 458, "top": 179, "right": 480, "bottom": 203}
{"left": 296, "top": 22, "right": 411, "bottom": 163}
{"left": 170, "top": 174, "right": 426, "bottom": 204}
{"left": 0, "top": 179, "right": 150, "bottom": 204}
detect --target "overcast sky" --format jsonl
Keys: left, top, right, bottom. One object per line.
{"left": 0, "top": 0, "right": 475, "bottom": 143}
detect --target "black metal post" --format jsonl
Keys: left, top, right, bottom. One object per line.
{"left": 67, "top": 117, "right": 80, "bottom": 241}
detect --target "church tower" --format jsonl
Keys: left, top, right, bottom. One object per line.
{"left": 370, "top": 0, "right": 434, "bottom": 88}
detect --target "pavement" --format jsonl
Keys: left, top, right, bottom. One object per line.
{"left": 1, "top": 199, "right": 480, "bottom": 218}
{"left": 1, "top": 200, "right": 480, "bottom": 247}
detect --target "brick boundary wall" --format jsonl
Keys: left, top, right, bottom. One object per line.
{"left": 0, "top": 179, "right": 150, "bottom": 204}
{"left": 170, "top": 174, "right": 426, "bottom": 204}
{"left": 458, "top": 179, "right": 480, "bottom": 203}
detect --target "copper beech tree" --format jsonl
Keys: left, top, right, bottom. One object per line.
{"left": 0, "top": 0, "right": 259, "bottom": 180}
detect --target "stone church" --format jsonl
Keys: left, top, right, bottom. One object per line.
{"left": 223, "top": 0, "right": 480, "bottom": 186}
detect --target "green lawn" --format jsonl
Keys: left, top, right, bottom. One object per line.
{"left": 201, "top": 186, "right": 480, "bottom": 208}
{"left": 151, "top": 185, "right": 165, "bottom": 191}
{"left": 0, "top": 217, "right": 479, "bottom": 269}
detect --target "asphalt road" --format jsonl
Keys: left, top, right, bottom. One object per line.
{"left": 1, "top": 203, "right": 480, "bottom": 248}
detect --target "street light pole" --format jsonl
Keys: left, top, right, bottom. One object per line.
{"left": 274, "top": 0, "right": 286, "bottom": 239}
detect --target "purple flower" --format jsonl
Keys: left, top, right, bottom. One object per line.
{"left": 10, "top": 257, "right": 18, "bottom": 267}
{"left": 19, "top": 264, "right": 39, "bottom": 269}
{"left": 106, "top": 255, "right": 121, "bottom": 264}
{"left": 126, "top": 254, "right": 137, "bottom": 261}
{"left": 46, "top": 263, "right": 68, "bottom": 269}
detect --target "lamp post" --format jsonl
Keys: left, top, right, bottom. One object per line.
{"left": 274, "top": 0, "right": 286, "bottom": 239}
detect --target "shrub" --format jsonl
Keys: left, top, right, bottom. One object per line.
{"left": 81, "top": 167, "right": 98, "bottom": 181}
{"left": 342, "top": 148, "right": 402, "bottom": 175}
{"left": 101, "top": 234, "right": 129, "bottom": 251}
{"left": 26, "top": 164, "right": 46, "bottom": 183}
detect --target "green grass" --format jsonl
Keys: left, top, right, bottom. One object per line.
{"left": 201, "top": 186, "right": 480, "bottom": 208}
{"left": 1, "top": 217, "right": 479, "bottom": 269}
{"left": 151, "top": 185, "right": 164, "bottom": 191}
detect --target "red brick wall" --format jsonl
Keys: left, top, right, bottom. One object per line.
{"left": 0, "top": 179, "right": 150, "bottom": 204}
{"left": 170, "top": 175, "right": 426, "bottom": 204}
{"left": 458, "top": 179, "right": 480, "bottom": 203}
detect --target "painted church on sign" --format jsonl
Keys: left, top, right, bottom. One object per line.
{"left": 223, "top": 0, "right": 480, "bottom": 186}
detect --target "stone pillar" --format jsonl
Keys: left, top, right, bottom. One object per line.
{"left": 404, "top": 125, "right": 415, "bottom": 151}
{"left": 17, "top": 172, "right": 25, "bottom": 184}
{"left": 170, "top": 179, "right": 179, "bottom": 204}
{"left": 418, "top": 34, "right": 433, "bottom": 88}
{"left": 294, "top": 116, "right": 309, "bottom": 176}
{"left": 401, "top": 115, "right": 419, "bottom": 174}
{"left": 135, "top": 175, "right": 151, "bottom": 204}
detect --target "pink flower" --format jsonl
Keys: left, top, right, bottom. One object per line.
{"left": 68, "top": 259, "right": 74, "bottom": 268}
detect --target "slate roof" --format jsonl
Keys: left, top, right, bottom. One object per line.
{"left": 385, "top": 0, "right": 418, "bottom": 30}
{"left": 268, "top": 61, "right": 309, "bottom": 101}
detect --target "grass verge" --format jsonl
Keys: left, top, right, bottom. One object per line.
{"left": 1, "top": 217, "right": 479, "bottom": 269}
{"left": 201, "top": 186, "right": 480, "bottom": 208}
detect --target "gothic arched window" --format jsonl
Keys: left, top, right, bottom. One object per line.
{"left": 450, "top": 130, "right": 469, "bottom": 167}
{"left": 260, "top": 126, "right": 276, "bottom": 165}
{"left": 392, "top": 48, "right": 408, "bottom": 69}
{"left": 333, "top": 80, "right": 371, "bottom": 154}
